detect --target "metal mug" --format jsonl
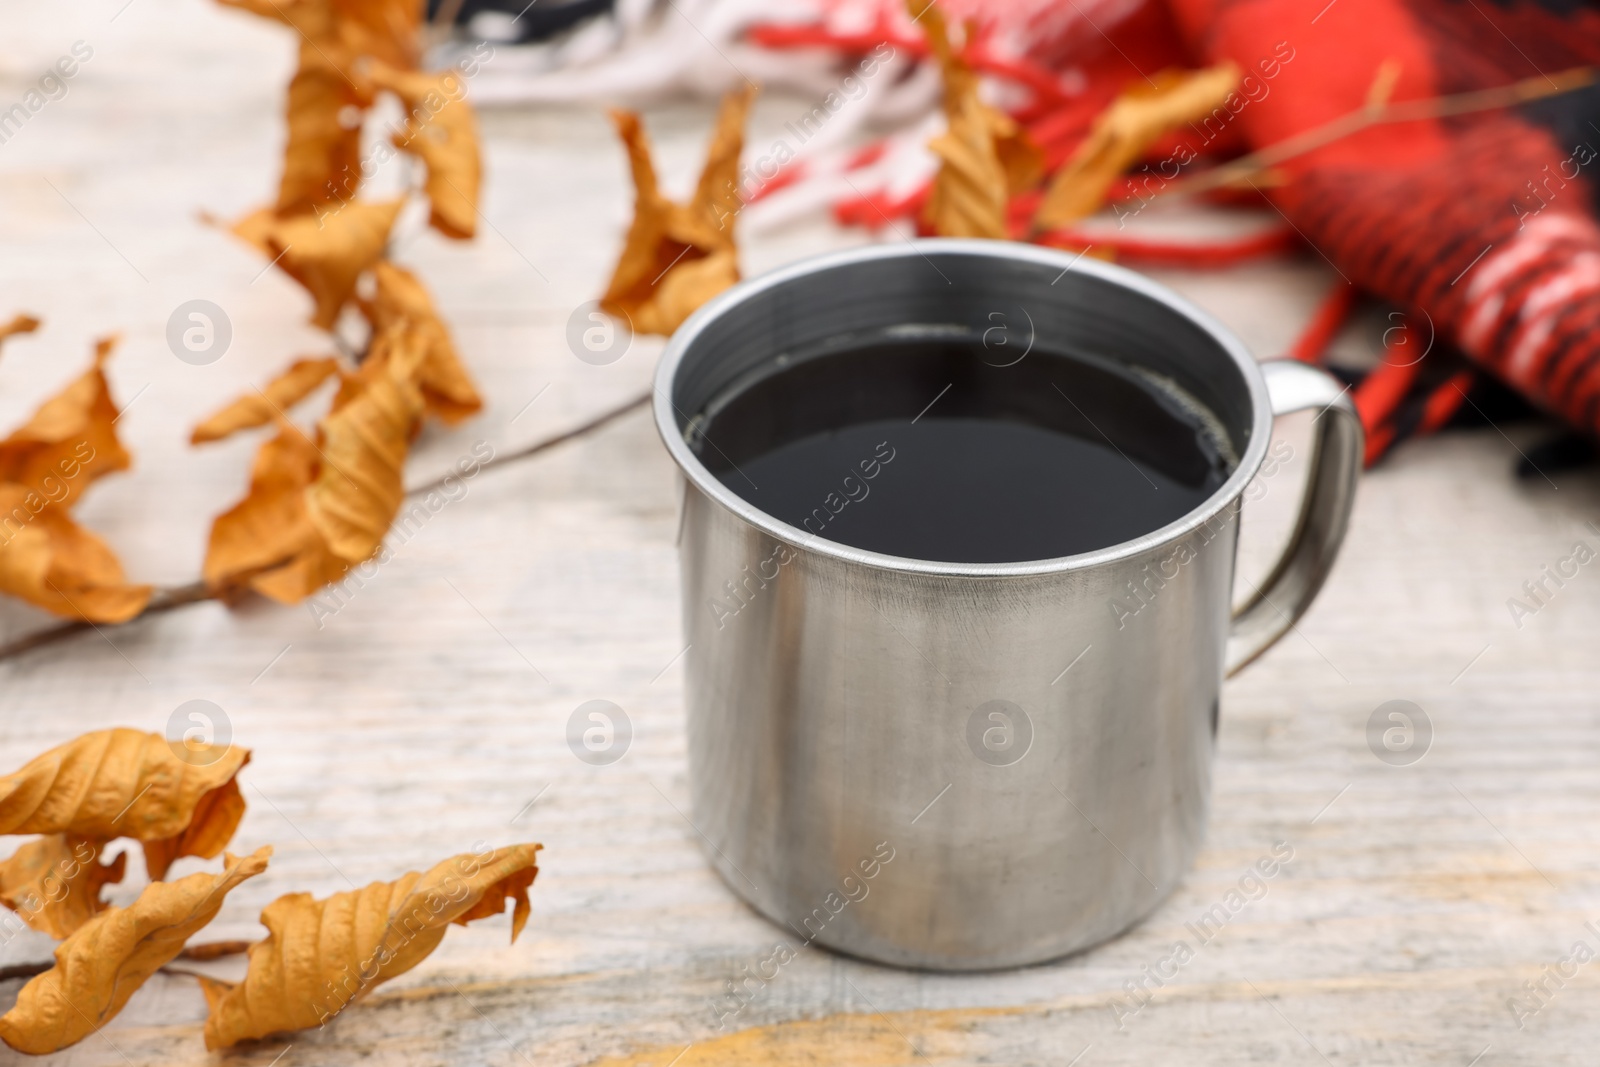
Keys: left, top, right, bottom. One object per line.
{"left": 654, "top": 239, "right": 1362, "bottom": 970}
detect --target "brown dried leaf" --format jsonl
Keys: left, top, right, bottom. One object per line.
{"left": 214, "top": 0, "right": 418, "bottom": 91}
{"left": 223, "top": 204, "right": 276, "bottom": 255}
{"left": 217, "top": 0, "right": 426, "bottom": 211}
{"left": 0, "top": 847, "right": 270, "bottom": 1055}
{"left": 191, "top": 356, "right": 344, "bottom": 444}
{"left": 920, "top": 4, "right": 1043, "bottom": 239}
{"left": 280, "top": 56, "right": 366, "bottom": 215}
{"left": 0, "top": 336, "right": 150, "bottom": 621}
{"left": 0, "top": 836, "right": 126, "bottom": 940}
{"left": 692, "top": 83, "right": 756, "bottom": 243}
{"left": 0, "top": 492, "right": 152, "bottom": 623}
{"left": 229, "top": 199, "right": 403, "bottom": 330}
{"left": 141, "top": 776, "right": 248, "bottom": 881}
{"left": 0, "top": 336, "right": 131, "bottom": 509}
{"left": 215, "top": 0, "right": 316, "bottom": 28}
{"left": 203, "top": 328, "right": 426, "bottom": 603}
{"left": 202, "top": 422, "right": 350, "bottom": 603}
{"left": 1035, "top": 64, "right": 1240, "bottom": 229}
{"left": 330, "top": 0, "right": 422, "bottom": 72}
{"left": 370, "top": 62, "right": 481, "bottom": 239}
{"left": 200, "top": 844, "right": 541, "bottom": 1048}
{"left": 0, "top": 313, "right": 40, "bottom": 354}
{"left": 600, "top": 86, "right": 754, "bottom": 335}
{"left": 215, "top": 0, "right": 367, "bottom": 213}
{"left": 306, "top": 324, "right": 425, "bottom": 561}
{"left": 363, "top": 260, "right": 481, "bottom": 423}
{"left": 279, "top": 199, "right": 404, "bottom": 329}
{"left": 601, "top": 110, "right": 691, "bottom": 330}
{"left": 0, "top": 728, "right": 250, "bottom": 873}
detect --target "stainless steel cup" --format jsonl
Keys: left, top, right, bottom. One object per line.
{"left": 654, "top": 239, "right": 1362, "bottom": 970}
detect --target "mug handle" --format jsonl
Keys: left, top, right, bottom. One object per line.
{"left": 1225, "top": 359, "right": 1364, "bottom": 676}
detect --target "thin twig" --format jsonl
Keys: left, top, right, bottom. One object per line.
{"left": 0, "top": 957, "right": 246, "bottom": 986}
{"left": 0, "top": 579, "right": 215, "bottom": 661}
{"left": 1164, "top": 65, "right": 1594, "bottom": 200}
{"left": 0, "top": 390, "right": 653, "bottom": 664}
{"left": 177, "top": 939, "right": 254, "bottom": 961}
{"left": 407, "top": 390, "right": 650, "bottom": 498}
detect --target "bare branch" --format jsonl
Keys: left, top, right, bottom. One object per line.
{"left": 0, "top": 390, "right": 653, "bottom": 664}
{"left": 1162, "top": 66, "right": 1594, "bottom": 201}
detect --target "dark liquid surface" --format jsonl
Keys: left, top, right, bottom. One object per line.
{"left": 688, "top": 339, "right": 1232, "bottom": 564}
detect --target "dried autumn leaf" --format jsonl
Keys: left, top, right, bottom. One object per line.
{"left": 0, "top": 847, "right": 270, "bottom": 1055}
{"left": 215, "top": 0, "right": 299, "bottom": 20}
{"left": 0, "top": 335, "right": 151, "bottom": 621}
{"left": 0, "top": 336, "right": 131, "bottom": 508}
{"left": 1035, "top": 64, "right": 1240, "bottom": 229}
{"left": 141, "top": 775, "right": 248, "bottom": 882}
{"left": 363, "top": 260, "right": 481, "bottom": 423}
{"left": 214, "top": 0, "right": 367, "bottom": 213}
{"left": 370, "top": 62, "right": 481, "bottom": 239}
{"left": 202, "top": 333, "right": 426, "bottom": 604}
{"left": 201, "top": 843, "right": 541, "bottom": 1048}
{"left": 0, "top": 491, "right": 152, "bottom": 623}
{"left": 690, "top": 82, "right": 755, "bottom": 245}
{"left": 306, "top": 324, "right": 425, "bottom": 561}
{"left": 215, "top": 0, "right": 418, "bottom": 92}
{"left": 229, "top": 198, "right": 404, "bottom": 329}
{"left": 191, "top": 356, "right": 344, "bottom": 444}
{"left": 919, "top": 4, "right": 1043, "bottom": 240}
{"left": 0, "top": 313, "right": 40, "bottom": 352}
{"left": 280, "top": 58, "right": 366, "bottom": 215}
{"left": 0, "top": 836, "right": 126, "bottom": 939}
{"left": 330, "top": 0, "right": 422, "bottom": 72}
{"left": 0, "top": 728, "right": 250, "bottom": 877}
{"left": 203, "top": 422, "right": 350, "bottom": 602}
{"left": 600, "top": 86, "right": 755, "bottom": 336}
{"left": 215, "top": 0, "right": 328, "bottom": 32}
{"left": 221, "top": 204, "right": 276, "bottom": 254}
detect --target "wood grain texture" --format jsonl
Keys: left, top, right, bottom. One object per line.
{"left": 1, "top": 1, "right": 1599, "bottom": 1064}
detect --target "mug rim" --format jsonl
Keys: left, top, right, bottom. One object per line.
{"left": 653, "top": 238, "right": 1274, "bottom": 578}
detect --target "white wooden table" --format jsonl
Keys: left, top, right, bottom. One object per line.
{"left": 2, "top": 2, "right": 1598, "bottom": 1064}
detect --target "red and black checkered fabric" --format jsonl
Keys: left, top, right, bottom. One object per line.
{"left": 1167, "top": 0, "right": 1600, "bottom": 458}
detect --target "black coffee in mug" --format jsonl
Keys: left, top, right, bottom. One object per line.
{"left": 685, "top": 337, "right": 1235, "bottom": 564}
